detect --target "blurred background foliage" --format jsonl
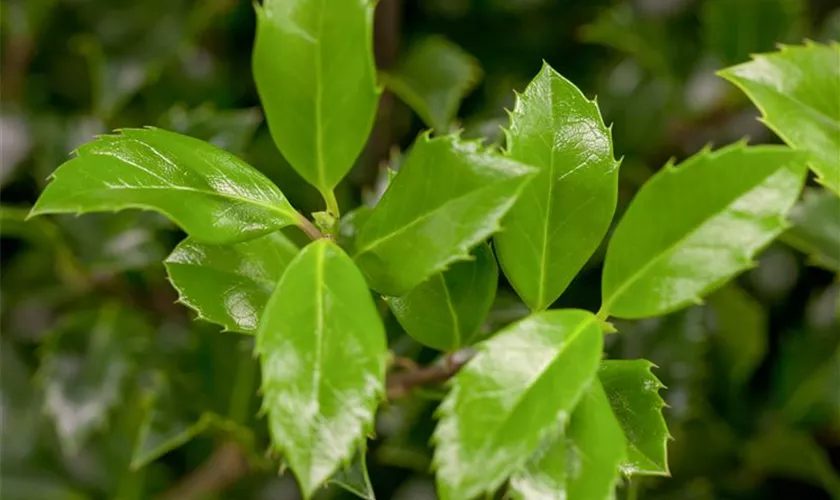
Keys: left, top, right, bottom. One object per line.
{"left": 1, "top": 0, "right": 839, "bottom": 498}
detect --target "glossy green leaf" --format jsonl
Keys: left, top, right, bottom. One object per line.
{"left": 385, "top": 243, "right": 497, "bottom": 351}
{"left": 601, "top": 144, "right": 807, "bottom": 319}
{"left": 30, "top": 128, "right": 299, "bottom": 244}
{"left": 433, "top": 309, "right": 602, "bottom": 499}
{"left": 782, "top": 187, "right": 840, "bottom": 272}
{"left": 495, "top": 63, "right": 620, "bottom": 311}
{"left": 383, "top": 35, "right": 482, "bottom": 133}
{"left": 719, "top": 42, "right": 840, "bottom": 195}
{"left": 38, "top": 304, "right": 151, "bottom": 455}
{"left": 703, "top": 0, "right": 804, "bottom": 64}
{"left": 257, "top": 239, "right": 387, "bottom": 498}
{"left": 598, "top": 360, "right": 669, "bottom": 476}
{"left": 253, "top": 0, "right": 380, "bottom": 193}
{"left": 706, "top": 285, "right": 767, "bottom": 388}
{"left": 746, "top": 424, "right": 840, "bottom": 498}
{"left": 165, "top": 232, "right": 299, "bottom": 334}
{"left": 354, "top": 134, "right": 535, "bottom": 296}
{"left": 509, "top": 381, "right": 626, "bottom": 500}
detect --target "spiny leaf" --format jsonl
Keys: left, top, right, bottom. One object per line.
{"left": 718, "top": 42, "right": 840, "bottom": 195}
{"left": 383, "top": 35, "right": 482, "bottom": 133}
{"left": 601, "top": 144, "right": 807, "bottom": 319}
{"left": 598, "top": 360, "right": 670, "bottom": 476}
{"left": 165, "top": 232, "right": 299, "bottom": 334}
{"left": 385, "top": 243, "right": 498, "bottom": 351}
{"left": 30, "top": 128, "right": 299, "bottom": 244}
{"left": 354, "top": 134, "right": 535, "bottom": 296}
{"left": 253, "top": 0, "right": 380, "bottom": 193}
{"left": 257, "top": 240, "right": 387, "bottom": 499}
{"left": 495, "top": 62, "right": 620, "bottom": 311}
{"left": 433, "top": 310, "right": 602, "bottom": 500}
{"left": 509, "top": 380, "right": 627, "bottom": 500}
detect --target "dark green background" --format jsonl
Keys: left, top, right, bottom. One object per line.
{"left": 1, "top": 0, "right": 838, "bottom": 498}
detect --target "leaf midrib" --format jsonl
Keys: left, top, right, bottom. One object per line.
{"left": 478, "top": 315, "right": 596, "bottom": 459}
{"left": 354, "top": 173, "right": 521, "bottom": 258}
{"left": 601, "top": 162, "right": 785, "bottom": 314}
{"left": 46, "top": 183, "right": 295, "bottom": 219}
{"left": 438, "top": 273, "right": 461, "bottom": 349}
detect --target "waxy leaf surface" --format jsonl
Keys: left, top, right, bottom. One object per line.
{"left": 30, "top": 128, "right": 298, "bottom": 244}
{"left": 509, "top": 381, "right": 626, "bottom": 500}
{"left": 782, "top": 187, "right": 840, "bottom": 272}
{"left": 383, "top": 35, "right": 482, "bottom": 133}
{"left": 599, "top": 360, "right": 669, "bottom": 476}
{"left": 355, "top": 134, "right": 535, "bottom": 296}
{"left": 165, "top": 232, "right": 299, "bottom": 334}
{"left": 496, "top": 63, "right": 619, "bottom": 311}
{"left": 602, "top": 144, "right": 807, "bottom": 319}
{"left": 256, "top": 240, "right": 387, "bottom": 499}
{"left": 253, "top": 0, "right": 379, "bottom": 193}
{"left": 433, "top": 310, "right": 602, "bottom": 499}
{"left": 719, "top": 43, "right": 840, "bottom": 195}
{"left": 385, "top": 243, "right": 497, "bottom": 351}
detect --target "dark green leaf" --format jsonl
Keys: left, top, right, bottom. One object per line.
{"left": 706, "top": 285, "right": 767, "bottom": 388}
{"left": 30, "top": 128, "right": 299, "bottom": 244}
{"left": 165, "top": 232, "right": 299, "bottom": 334}
{"left": 782, "top": 187, "right": 840, "bottom": 272}
{"left": 354, "top": 134, "right": 535, "bottom": 296}
{"left": 509, "top": 381, "right": 626, "bottom": 500}
{"left": 719, "top": 42, "right": 840, "bottom": 195}
{"left": 385, "top": 243, "right": 498, "bottom": 351}
{"left": 495, "top": 63, "right": 619, "bottom": 311}
{"left": 703, "top": 0, "right": 804, "bottom": 64}
{"left": 257, "top": 239, "right": 387, "bottom": 498}
{"left": 746, "top": 424, "right": 840, "bottom": 498}
{"left": 598, "top": 360, "right": 669, "bottom": 476}
{"left": 158, "top": 103, "right": 263, "bottom": 155}
{"left": 329, "top": 451, "right": 376, "bottom": 500}
{"left": 38, "top": 304, "right": 151, "bottom": 455}
{"left": 383, "top": 35, "right": 482, "bottom": 132}
{"left": 253, "top": 0, "right": 380, "bottom": 193}
{"left": 601, "top": 144, "right": 807, "bottom": 319}
{"left": 433, "top": 310, "right": 602, "bottom": 499}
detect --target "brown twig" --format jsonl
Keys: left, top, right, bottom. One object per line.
{"left": 157, "top": 441, "right": 249, "bottom": 500}
{"left": 296, "top": 213, "right": 325, "bottom": 240}
{"left": 386, "top": 348, "right": 476, "bottom": 399}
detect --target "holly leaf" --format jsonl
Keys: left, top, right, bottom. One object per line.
{"left": 329, "top": 451, "right": 376, "bottom": 500}
{"left": 598, "top": 360, "right": 669, "bottom": 476}
{"left": 495, "top": 63, "right": 619, "bottom": 311}
{"left": 433, "top": 310, "right": 602, "bottom": 499}
{"left": 601, "top": 144, "right": 807, "bottom": 319}
{"left": 703, "top": 0, "right": 804, "bottom": 64}
{"left": 354, "top": 134, "right": 535, "bottom": 296}
{"left": 383, "top": 35, "right": 482, "bottom": 133}
{"left": 257, "top": 240, "right": 387, "bottom": 498}
{"left": 38, "top": 304, "right": 151, "bottom": 455}
{"left": 782, "top": 187, "right": 840, "bottom": 272}
{"left": 253, "top": 0, "right": 380, "bottom": 193}
{"left": 706, "top": 285, "right": 767, "bottom": 389}
{"left": 385, "top": 243, "right": 498, "bottom": 351}
{"left": 718, "top": 42, "right": 840, "bottom": 195}
{"left": 165, "top": 232, "right": 299, "bottom": 334}
{"left": 30, "top": 128, "right": 299, "bottom": 244}
{"left": 509, "top": 380, "right": 626, "bottom": 500}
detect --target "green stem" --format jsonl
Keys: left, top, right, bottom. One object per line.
{"left": 323, "top": 189, "right": 340, "bottom": 219}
